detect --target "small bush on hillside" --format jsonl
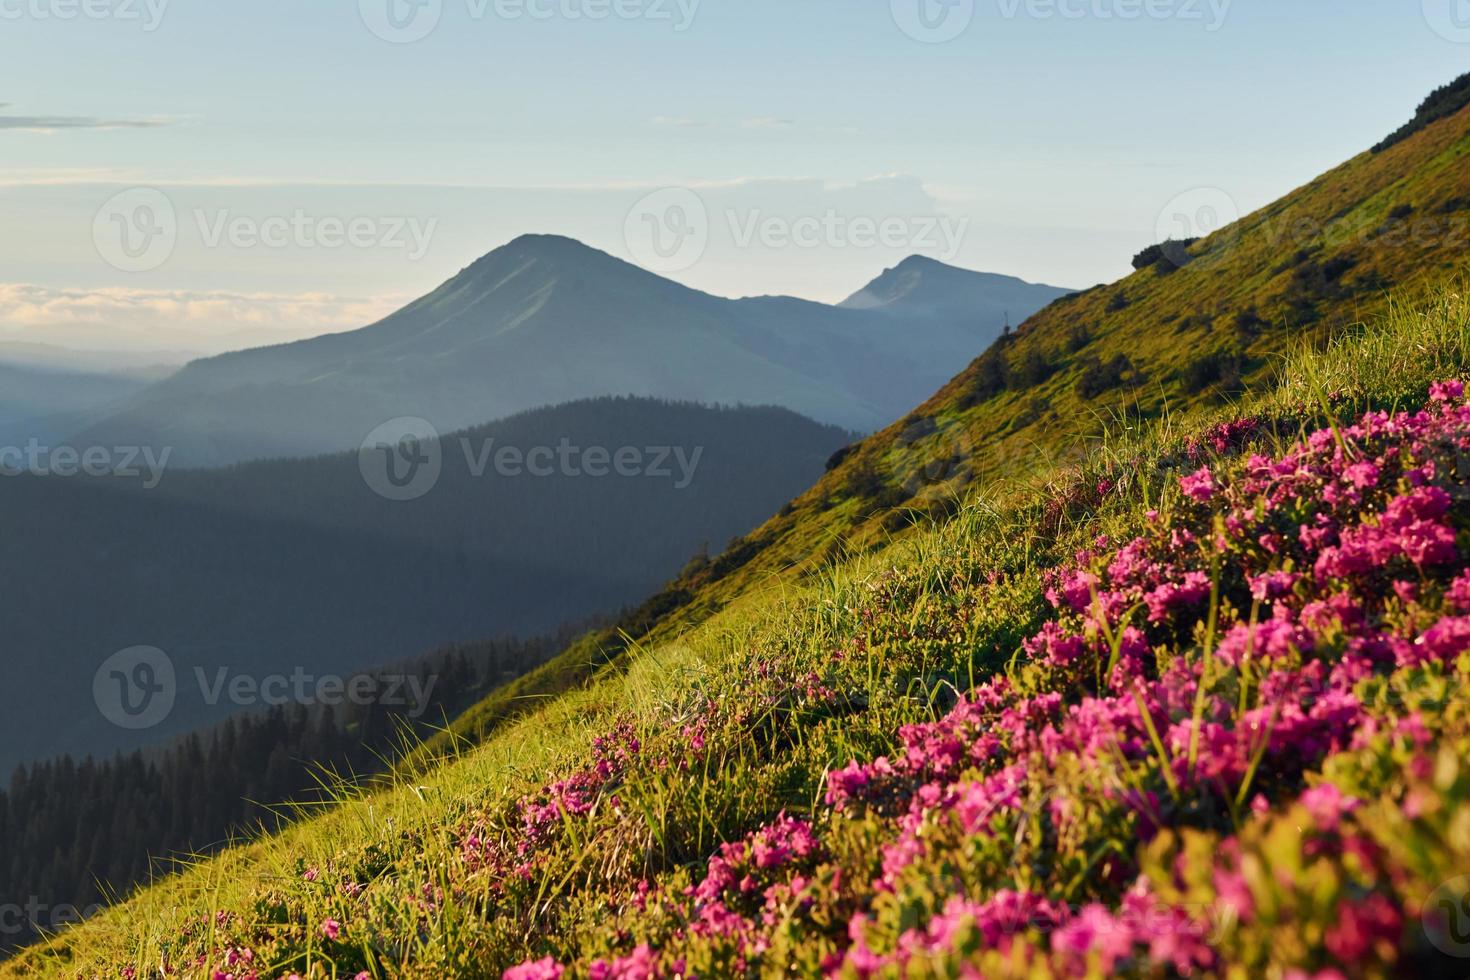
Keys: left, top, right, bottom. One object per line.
{"left": 1009, "top": 348, "right": 1057, "bottom": 389}
{"left": 1106, "top": 290, "right": 1130, "bottom": 312}
{"left": 1131, "top": 238, "right": 1199, "bottom": 273}
{"left": 1372, "top": 69, "right": 1470, "bottom": 152}
{"left": 844, "top": 457, "right": 906, "bottom": 511}
{"left": 897, "top": 416, "right": 938, "bottom": 446}
{"left": 1075, "top": 353, "right": 1140, "bottom": 400}
{"left": 1065, "top": 322, "right": 1093, "bottom": 352}
{"left": 825, "top": 443, "right": 858, "bottom": 472}
{"left": 1179, "top": 348, "right": 1245, "bottom": 395}
{"left": 1174, "top": 311, "right": 1215, "bottom": 334}
{"left": 708, "top": 535, "right": 770, "bottom": 579}
{"left": 1279, "top": 254, "right": 1361, "bottom": 324}
{"left": 958, "top": 331, "right": 1022, "bottom": 408}
{"left": 1009, "top": 394, "right": 1051, "bottom": 430}
{"left": 959, "top": 348, "right": 1009, "bottom": 407}
{"left": 1374, "top": 203, "right": 1418, "bottom": 238}
{"left": 1233, "top": 307, "right": 1267, "bottom": 342}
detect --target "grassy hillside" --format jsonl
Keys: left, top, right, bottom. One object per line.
{"left": 426, "top": 85, "right": 1470, "bottom": 759}
{"left": 7, "top": 80, "right": 1470, "bottom": 980}
{"left": 7, "top": 282, "right": 1468, "bottom": 979}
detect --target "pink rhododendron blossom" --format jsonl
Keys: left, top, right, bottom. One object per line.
{"left": 1180, "top": 466, "right": 1216, "bottom": 501}
{"left": 589, "top": 944, "right": 659, "bottom": 980}
{"left": 504, "top": 958, "right": 565, "bottom": 980}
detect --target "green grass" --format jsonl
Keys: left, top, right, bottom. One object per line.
{"left": 6, "top": 279, "right": 1467, "bottom": 979}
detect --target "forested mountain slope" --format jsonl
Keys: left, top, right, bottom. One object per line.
{"left": 0, "top": 397, "right": 850, "bottom": 773}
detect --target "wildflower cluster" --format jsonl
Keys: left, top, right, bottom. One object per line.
{"left": 500, "top": 382, "right": 1470, "bottom": 978}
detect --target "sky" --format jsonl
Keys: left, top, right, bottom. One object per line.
{"left": 1, "top": 0, "right": 1467, "bottom": 357}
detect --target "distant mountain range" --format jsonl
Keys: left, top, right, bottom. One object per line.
{"left": 0, "top": 342, "right": 189, "bottom": 377}
{"left": 0, "top": 396, "right": 851, "bottom": 773}
{"left": 65, "top": 239, "right": 1069, "bottom": 466}
{"left": 840, "top": 254, "right": 1050, "bottom": 325}
{"left": 0, "top": 361, "right": 151, "bottom": 448}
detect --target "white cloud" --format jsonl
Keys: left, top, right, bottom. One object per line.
{"left": 0, "top": 284, "right": 407, "bottom": 354}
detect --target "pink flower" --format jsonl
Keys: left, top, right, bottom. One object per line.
{"left": 1180, "top": 466, "right": 1216, "bottom": 502}
{"left": 1297, "top": 783, "right": 1359, "bottom": 832}
{"left": 1023, "top": 622, "right": 1086, "bottom": 668}
{"left": 1411, "top": 616, "right": 1470, "bottom": 666}
{"left": 320, "top": 919, "right": 340, "bottom": 940}
{"left": 1344, "top": 461, "right": 1381, "bottom": 489}
{"left": 826, "top": 760, "right": 871, "bottom": 809}
{"left": 1216, "top": 612, "right": 1315, "bottom": 667}
{"left": 1052, "top": 905, "right": 1137, "bottom": 972}
{"left": 1145, "top": 570, "right": 1211, "bottom": 623}
{"left": 504, "top": 958, "right": 565, "bottom": 980}
{"left": 1429, "top": 379, "right": 1465, "bottom": 403}
{"left": 1249, "top": 570, "right": 1301, "bottom": 602}
{"left": 1448, "top": 571, "right": 1470, "bottom": 612}
{"left": 589, "top": 944, "right": 658, "bottom": 980}
{"left": 1324, "top": 894, "right": 1401, "bottom": 961}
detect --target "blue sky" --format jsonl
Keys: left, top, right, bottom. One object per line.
{"left": 1, "top": 0, "right": 1467, "bottom": 354}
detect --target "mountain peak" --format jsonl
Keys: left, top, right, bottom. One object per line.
{"left": 478, "top": 233, "right": 619, "bottom": 267}
{"left": 439, "top": 234, "right": 671, "bottom": 300}
{"left": 453, "top": 234, "right": 690, "bottom": 293}
{"left": 502, "top": 232, "right": 597, "bottom": 253}
{"left": 892, "top": 254, "right": 949, "bottom": 272}
{"left": 839, "top": 257, "right": 1070, "bottom": 321}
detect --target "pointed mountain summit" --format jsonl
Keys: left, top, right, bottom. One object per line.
{"left": 72, "top": 240, "right": 1069, "bottom": 466}
{"left": 842, "top": 255, "right": 1070, "bottom": 322}
{"left": 840, "top": 256, "right": 1073, "bottom": 367}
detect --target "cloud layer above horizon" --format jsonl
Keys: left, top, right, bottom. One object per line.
{"left": 0, "top": 283, "right": 402, "bottom": 355}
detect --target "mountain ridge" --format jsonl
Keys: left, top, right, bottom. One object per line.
{"left": 66, "top": 247, "right": 1070, "bottom": 466}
